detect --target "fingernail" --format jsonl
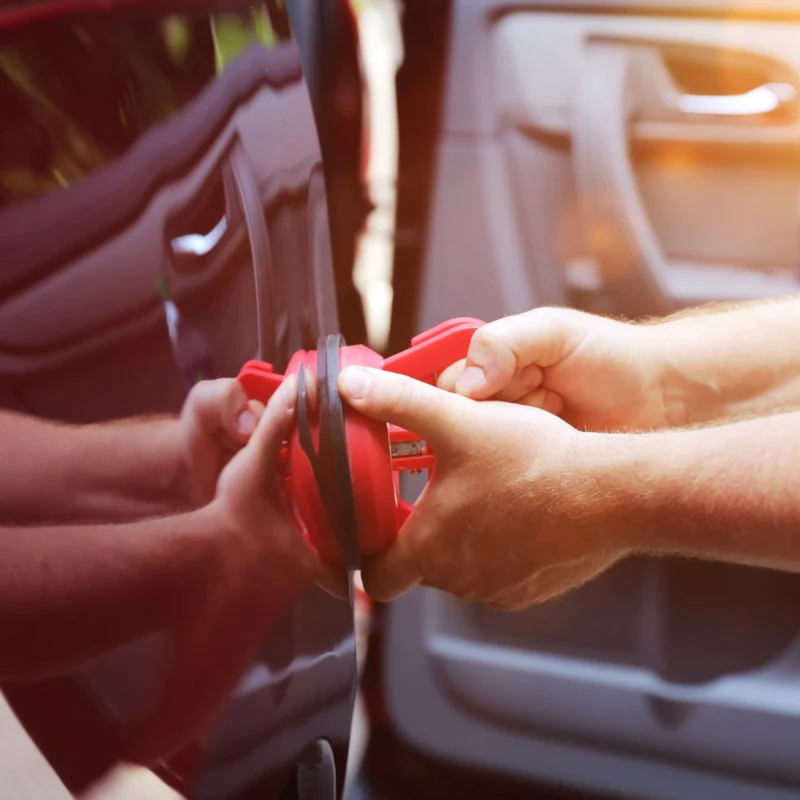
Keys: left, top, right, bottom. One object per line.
{"left": 341, "top": 367, "right": 372, "bottom": 400}
{"left": 457, "top": 365, "right": 485, "bottom": 394}
{"left": 237, "top": 409, "right": 256, "bottom": 434}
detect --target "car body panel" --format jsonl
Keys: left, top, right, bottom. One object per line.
{"left": 0, "top": 1, "right": 361, "bottom": 796}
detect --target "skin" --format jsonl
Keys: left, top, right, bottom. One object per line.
{"left": 338, "top": 297, "right": 800, "bottom": 608}
{"left": 4, "top": 296, "right": 799, "bottom": 772}
{"left": 0, "top": 376, "right": 336, "bottom": 765}
{"left": 437, "top": 300, "right": 800, "bottom": 431}
{"left": 1, "top": 378, "right": 265, "bottom": 524}
{"left": 129, "top": 376, "right": 330, "bottom": 764}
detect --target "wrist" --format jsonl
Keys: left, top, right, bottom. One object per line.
{"left": 174, "top": 503, "right": 239, "bottom": 608}
{"left": 121, "top": 506, "right": 226, "bottom": 627}
{"left": 197, "top": 499, "right": 236, "bottom": 555}
{"left": 573, "top": 430, "right": 664, "bottom": 556}
{"left": 174, "top": 422, "right": 204, "bottom": 510}
{"left": 644, "top": 304, "right": 787, "bottom": 428}
{"left": 638, "top": 320, "right": 702, "bottom": 429}
{"left": 581, "top": 427, "right": 714, "bottom": 559}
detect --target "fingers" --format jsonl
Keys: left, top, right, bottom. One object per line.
{"left": 491, "top": 362, "right": 544, "bottom": 403}
{"left": 312, "top": 557, "right": 350, "bottom": 601}
{"left": 188, "top": 379, "right": 254, "bottom": 444}
{"left": 436, "top": 359, "right": 466, "bottom": 393}
{"left": 129, "top": 378, "right": 305, "bottom": 765}
{"left": 360, "top": 518, "right": 423, "bottom": 602}
{"left": 302, "top": 364, "right": 319, "bottom": 415}
{"left": 517, "top": 387, "right": 564, "bottom": 415}
{"left": 455, "top": 309, "right": 584, "bottom": 400}
{"left": 338, "top": 367, "right": 467, "bottom": 448}
{"left": 248, "top": 375, "right": 297, "bottom": 470}
{"left": 236, "top": 399, "right": 266, "bottom": 439}
{"left": 360, "top": 491, "right": 440, "bottom": 601}
{"left": 439, "top": 357, "right": 564, "bottom": 414}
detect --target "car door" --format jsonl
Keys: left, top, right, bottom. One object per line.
{"left": 0, "top": 1, "right": 362, "bottom": 797}
{"left": 384, "top": 2, "right": 800, "bottom": 799}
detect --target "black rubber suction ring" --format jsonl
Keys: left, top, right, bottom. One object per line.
{"left": 317, "top": 335, "right": 361, "bottom": 570}
{"left": 295, "top": 337, "right": 361, "bottom": 570}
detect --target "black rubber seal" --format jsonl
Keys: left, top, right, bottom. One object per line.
{"left": 296, "top": 335, "right": 360, "bottom": 570}
{"left": 318, "top": 335, "right": 361, "bottom": 570}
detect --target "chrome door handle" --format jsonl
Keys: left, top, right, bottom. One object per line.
{"left": 170, "top": 215, "right": 229, "bottom": 257}
{"left": 677, "top": 82, "right": 795, "bottom": 117}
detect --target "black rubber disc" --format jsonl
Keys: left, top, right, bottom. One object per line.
{"left": 296, "top": 335, "right": 361, "bottom": 570}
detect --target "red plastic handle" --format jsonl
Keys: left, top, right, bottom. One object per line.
{"left": 237, "top": 359, "right": 286, "bottom": 403}
{"left": 235, "top": 318, "right": 485, "bottom": 563}
{"left": 381, "top": 317, "right": 484, "bottom": 384}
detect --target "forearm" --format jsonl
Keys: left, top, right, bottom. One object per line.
{"left": 0, "top": 508, "right": 217, "bottom": 680}
{"left": 595, "top": 411, "right": 800, "bottom": 570}
{"left": 1, "top": 411, "right": 190, "bottom": 524}
{"left": 646, "top": 296, "right": 800, "bottom": 426}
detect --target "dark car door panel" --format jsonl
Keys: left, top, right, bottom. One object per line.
{"left": 0, "top": 1, "right": 361, "bottom": 797}
{"left": 0, "top": 70, "right": 318, "bottom": 369}
{"left": 0, "top": 41, "right": 302, "bottom": 294}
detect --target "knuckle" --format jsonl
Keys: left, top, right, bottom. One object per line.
{"left": 472, "top": 325, "right": 508, "bottom": 356}
{"left": 223, "top": 377, "right": 243, "bottom": 401}
{"left": 470, "top": 327, "right": 518, "bottom": 379}
{"left": 186, "top": 380, "right": 209, "bottom": 407}
{"left": 528, "top": 305, "right": 570, "bottom": 325}
{"left": 224, "top": 384, "right": 246, "bottom": 420}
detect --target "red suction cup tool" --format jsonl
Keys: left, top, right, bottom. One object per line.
{"left": 237, "top": 317, "right": 485, "bottom": 568}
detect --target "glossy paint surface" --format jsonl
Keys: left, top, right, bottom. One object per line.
{"left": 0, "top": 1, "right": 356, "bottom": 796}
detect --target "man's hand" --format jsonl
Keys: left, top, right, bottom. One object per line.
{"left": 131, "top": 375, "right": 342, "bottom": 764}
{"left": 179, "top": 378, "right": 266, "bottom": 507}
{"left": 0, "top": 381, "right": 265, "bottom": 524}
{"left": 338, "top": 366, "right": 631, "bottom": 608}
{"left": 0, "top": 376, "right": 344, "bottom": 766}
{"left": 437, "top": 307, "right": 675, "bottom": 432}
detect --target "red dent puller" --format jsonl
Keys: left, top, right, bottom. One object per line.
{"left": 237, "top": 317, "right": 485, "bottom": 569}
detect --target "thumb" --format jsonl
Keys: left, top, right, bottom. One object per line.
{"left": 455, "top": 308, "right": 585, "bottom": 399}
{"left": 338, "top": 367, "right": 467, "bottom": 448}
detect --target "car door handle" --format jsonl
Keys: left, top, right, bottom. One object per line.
{"left": 227, "top": 143, "right": 276, "bottom": 362}
{"left": 571, "top": 41, "right": 800, "bottom": 316}
{"left": 164, "top": 142, "right": 276, "bottom": 361}
{"left": 170, "top": 215, "right": 229, "bottom": 257}
{"left": 677, "top": 82, "right": 796, "bottom": 117}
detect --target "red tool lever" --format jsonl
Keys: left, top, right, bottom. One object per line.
{"left": 238, "top": 317, "right": 485, "bottom": 566}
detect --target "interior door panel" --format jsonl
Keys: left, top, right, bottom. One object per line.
{"left": 494, "top": 13, "right": 800, "bottom": 313}
{"left": 389, "top": 2, "right": 800, "bottom": 798}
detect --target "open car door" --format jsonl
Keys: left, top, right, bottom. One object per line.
{"left": 0, "top": 1, "right": 365, "bottom": 797}
{"left": 385, "top": 2, "right": 800, "bottom": 798}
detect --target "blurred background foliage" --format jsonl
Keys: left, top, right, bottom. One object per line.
{"left": 0, "top": 2, "right": 286, "bottom": 209}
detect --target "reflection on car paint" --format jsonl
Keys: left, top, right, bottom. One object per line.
{"left": 0, "top": 2, "right": 356, "bottom": 797}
